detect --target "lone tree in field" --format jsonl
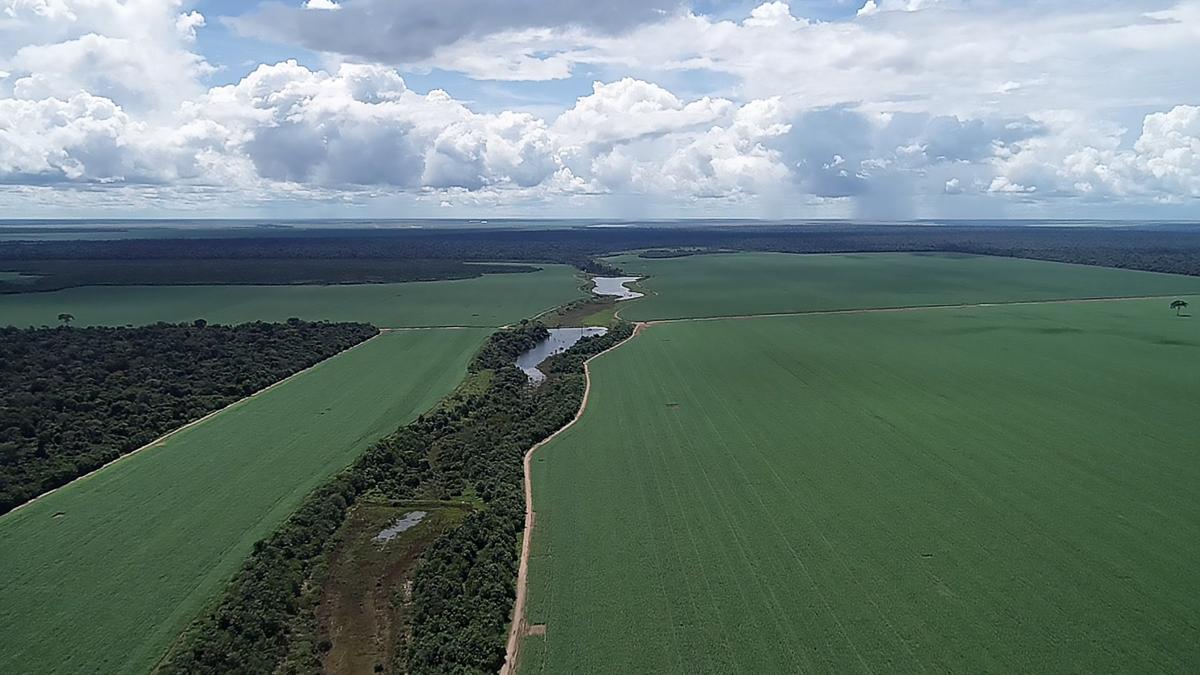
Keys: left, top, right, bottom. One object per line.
{"left": 57, "top": 313, "right": 74, "bottom": 326}
{"left": 1171, "top": 299, "right": 1189, "bottom": 316}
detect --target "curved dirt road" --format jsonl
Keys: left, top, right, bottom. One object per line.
{"left": 500, "top": 323, "right": 646, "bottom": 675}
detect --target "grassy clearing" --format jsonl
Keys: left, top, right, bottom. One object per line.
{"left": 0, "top": 264, "right": 584, "bottom": 328}
{"left": 0, "top": 329, "right": 487, "bottom": 674}
{"left": 610, "top": 252, "right": 1200, "bottom": 320}
{"left": 524, "top": 297, "right": 1200, "bottom": 672}
{"left": 539, "top": 297, "right": 621, "bottom": 328}
{"left": 314, "top": 501, "right": 471, "bottom": 675}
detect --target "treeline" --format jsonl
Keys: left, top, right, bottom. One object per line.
{"left": 7, "top": 224, "right": 1200, "bottom": 292}
{"left": 159, "top": 321, "right": 635, "bottom": 674}
{"left": 0, "top": 320, "right": 377, "bottom": 514}
{"left": 0, "top": 258, "right": 539, "bottom": 294}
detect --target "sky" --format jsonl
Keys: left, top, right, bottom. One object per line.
{"left": 0, "top": 0, "right": 1197, "bottom": 220}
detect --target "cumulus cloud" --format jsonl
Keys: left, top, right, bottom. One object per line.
{"left": 0, "top": 0, "right": 1198, "bottom": 216}
{"left": 988, "top": 105, "right": 1200, "bottom": 202}
{"left": 0, "top": 0, "right": 213, "bottom": 111}
{"left": 0, "top": 92, "right": 231, "bottom": 186}
{"left": 553, "top": 79, "right": 733, "bottom": 147}
{"left": 191, "top": 61, "right": 563, "bottom": 191}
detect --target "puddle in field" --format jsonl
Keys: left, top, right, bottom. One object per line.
{"left": 592, "top": 276, "right": 643, "bottom": 300}
{"left": 516, "top": 327, "right": 607, "bottom": 384}
{"left": 373, "top": 511, "right": 427, "bottom": 542}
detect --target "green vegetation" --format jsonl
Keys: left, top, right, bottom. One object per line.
{"left": 611, "top": 252, "right": 1200, "bottom": 320}
{"left": 524, "top": 298, "right": 1200, "bottom": 672}
{"left": 159, "top": 322, "right": 633, "bottom": 675}
{"left": 0, "top": 321, "right": 376, "bottom": 513}
{"left": 539, "top": 296, "right": 621, "bottom": 328}
{"left": 0, "top": 264, "right": 585, "bottom": 328}
{"left": 313, "top": 502, "right": 473, "bottom": 675}
{"left": 0, "top": 329, "right": 486, "bottom": 674}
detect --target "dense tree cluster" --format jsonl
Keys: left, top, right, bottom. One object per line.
{"left": 0, "top": 320, "right": 377, "bottom": 513}
{"left": 469, "top": 320, "right": 549, "bottom": 372}
{"left": 158, "top": 321, "right": 634, "bottom": 674}
{"left": 406, "top": 323, "right": 633, "bottom": 673}
{"left": 7, "top": 225, "right": 1200, "bottom": 291}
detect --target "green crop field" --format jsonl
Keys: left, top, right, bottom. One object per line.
{"left": 0, "top": 264, "right": 584, "bottom": 328}
{"left": 523, "top": 298, "right": 1200, "bottom": 672}
{"left": 611, "top": 252, "right": 1200, "bottom": 320}
{"left": 0, "top": 328, "right": 487, "bottom": 674}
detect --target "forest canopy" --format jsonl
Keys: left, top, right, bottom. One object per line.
{"left": 6, "top": 224, "right": 1200, "bottom": 293}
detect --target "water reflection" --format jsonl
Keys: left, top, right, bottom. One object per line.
{"left": 592, "top": 277, "right": 643, "bottom": 300}
{"left": 517, "top": 327, "right": 608, "bottom": 383}
{"left": 373, "top": 511, "right": 427, "bottom": 542}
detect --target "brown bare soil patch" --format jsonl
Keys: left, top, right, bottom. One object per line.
{"left": 317, "top": 502, "right": 470, "bottom": 674}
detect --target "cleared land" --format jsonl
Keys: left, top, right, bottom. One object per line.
{"left": 318, "top": 502, "right": 471, "bottom": 674}
{"left": 523, "top": 298, "right": 1200, "bottom": 672}
{"left": 0, "top": 329, "right": 487, "bottom": 674}
{"left": 611, "top": 252, "right": 1200, "bottom": 320}
{"left": 0, "top": 264, "right": 584, "bottom": 328}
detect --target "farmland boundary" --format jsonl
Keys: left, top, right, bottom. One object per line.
{"left": 624, "top": 293, "right": 1191, "bottom": 324}
{"left": 4, "top": 330, "right": 390, "bottom": 516}
{"left": 500, "top": 321, "right": 647, "bottom": 675}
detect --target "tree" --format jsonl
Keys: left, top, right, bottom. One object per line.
{"left": 1171, "top": 299, "right": 1189, "bottom": 316}
{"left": 57, "top": 313, "right": 74, "bottom": 326}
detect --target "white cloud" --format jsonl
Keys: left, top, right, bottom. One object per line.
{"left": 745, "top": 2, "right": 801, "bottom": 27}
{"left": 986, "top": 106, "right": 1200, "bottom": 201}
{"left": 0, "top": 0, "right": 1198, "bottom": 216}
{"left": 175, "top": 11, "right": 205, "bottom": 41}
{"left": 553, "top": 78, "right": 733, "bottom": 147}
{"left": 0, "top": 0, "right": 213, "bottom": 111}
{"left": 1134, "top": 105, "right": 1200, "bottom": 197}
{"left": 857, "top": 0, "right": 952, "bottom": 16}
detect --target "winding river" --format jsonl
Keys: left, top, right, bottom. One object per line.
{"left": 592, "top": 276, "right": 643, "bottom": 300}
{"left": 516, "top": 327, "right": 608, "bottom": 383}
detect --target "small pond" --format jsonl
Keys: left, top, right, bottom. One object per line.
{"left": 592, "top": 276, "right": 643, "bottom": 300}
{"left": 517, "top": 327, "right": 608, "bottom": 384}
{"left": 373, "top": 511, "right": 427, "bottom": 542}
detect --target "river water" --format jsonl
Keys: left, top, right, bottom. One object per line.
{"left": 517, "top": 327, "right": 608, "bottom": 383}
{"left": 592, "top": 276, "right": 643, "bottom": 300}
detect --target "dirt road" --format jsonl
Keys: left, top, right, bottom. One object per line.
{"left": 500, "top": 322, "right": 646, "bottom": 675}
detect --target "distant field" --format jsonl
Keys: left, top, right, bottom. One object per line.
{"left": 0, "top": 329, "right": 487, "bottom": 674}
{"left": 611, "top": 252, "right": 1200, "bottom": 320}
{"left": 0, "top": 264, "right": 584, "bottom": 328}
{"left": 524, "top": 298, "right": 1200, "bottom": 672}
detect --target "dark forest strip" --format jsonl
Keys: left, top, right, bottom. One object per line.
{"left": 0, "top": 259, "right": 540, "bottom": 294}
{"left": 6, "top": 225, "right": 1200, "bottom": 289}
{"left": 157, "top": 321, "right": 633, "bottom": 674}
